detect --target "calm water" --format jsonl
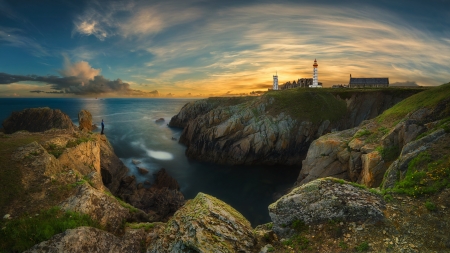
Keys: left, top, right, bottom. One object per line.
{"left": 0, "top": 98, "right": 299, "bottom": 226}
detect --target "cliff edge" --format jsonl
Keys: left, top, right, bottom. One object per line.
{"left": 170, "top": 88, "right": 424, "bottom": 165}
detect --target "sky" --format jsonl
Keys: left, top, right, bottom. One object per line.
{"left": 1, "top": 0, "right": 450, "bottom": 98}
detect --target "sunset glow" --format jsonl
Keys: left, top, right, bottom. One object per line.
{"left": 1, "top": 0, "right": 449, "bottom": 97}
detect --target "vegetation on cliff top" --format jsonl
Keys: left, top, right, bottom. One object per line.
{"left": 377, "top": 82, "right": 450, "bottom": 125}
{"left": 264, "top": 87, "right": 425, "bottom": 124}
{"left": 265, "top": 88, "right": 347, "bottom": 123}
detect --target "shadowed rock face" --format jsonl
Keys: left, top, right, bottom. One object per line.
{"left": 170, "top": 90, "right": 420, "bottom": 166}
{"left": 2, "top": 108, "right": 76, "bottom": 134}
{"left": 269, "top": 177, "right": 386, "bottom": 238}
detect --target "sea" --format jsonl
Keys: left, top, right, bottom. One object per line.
{"left": 0, "top": 98, "right": 299, "bottom": 226}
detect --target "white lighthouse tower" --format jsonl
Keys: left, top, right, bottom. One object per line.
{"left": 309, "top": 59, "right": 322, "bottom": 88}
{"left": 273, "top": 71, "right": 279, "bottom": 90}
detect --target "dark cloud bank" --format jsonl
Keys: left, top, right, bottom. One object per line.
{"left": 0, "top": 72, "right": 158, "bottom": 96}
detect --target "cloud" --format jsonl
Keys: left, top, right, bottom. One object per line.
{"left": 59, "top": 56, "right": 101, "bottom": 80}
{"left": 390, "top": 81, "right": 420, "bottom": 87}
{"left": 73, "top": 1, "right": 202, "bottom": 40}
{"left": 29, "top": 90, "right": 45, "bottom": 93}
{"left": 0, "top": 71, "right": 163, "bottom": 96}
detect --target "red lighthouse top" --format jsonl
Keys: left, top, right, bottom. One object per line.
{"left": 313, "top": 59, "right": 318, "bottom": 67}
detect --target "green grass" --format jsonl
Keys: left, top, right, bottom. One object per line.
{"left": 282, "top": 234, "right": 310, "bottom": 251}
{"left": 0, "top": 206, "right": 101, "bottom": 252}
{"left": 0, "top": 135, "right": 44, "bottom": 214}
{"left": 338, "top": 241, "right": 348, "bottom": 249}
{"left": 377, "top": 83, "right": 450, "bottom": 126}
{"left": 424, "top": 201, "right": 437, "bottom": 211}
{"left": 355, "top": 241, "right": 370, "bottom": 252}
{"left": 46, "top": 143, "right": 65, "bottom": 158}
{"left": 391, "top": 152, "right": 450, "bottom": 197}
{"left": 126, "top": 222, "right": 155, "bottom": 231}
{"left": 264, "top": 88, "right": 347, "bottom": 123}
{"left": 66, "top": 137, "right": 96, "bottom": 148}
{"left": 354, "top": 129, "right": 371, "bottom": 138}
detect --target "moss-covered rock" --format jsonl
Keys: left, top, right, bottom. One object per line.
{"left": 148, "top": 192, "right": 256, "bottom": 253}
{"left": 269, "top": 177, "right": 385, "bottom": 238}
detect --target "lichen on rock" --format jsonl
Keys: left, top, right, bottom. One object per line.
{"left": 269, "top": 177, "right": 385, "bottom": 238}
{"left": 148, "top": 192, "right": 256, "bottom": 253}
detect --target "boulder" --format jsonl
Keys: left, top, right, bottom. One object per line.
{"left": 152, "top": 168, "right": 180, "bottom": 190}
{"left": 148, "top": 192, "right": 256, "bottom": 253}
{"left": 137, "top": 167, "right": 149, "bottom": 175}
{"left": 269, "top": 177, "right": 385, "bottom": 237}
{"left": 2, "top": 107, "right": 76, "bottom": 134}
{"left": 24, "top": 227, "right": 146, "bottom": 253}
{"left": 60, "top": 184, "right": 130, "bottom": 234}
{"left": 78, "top": 110, "right": 93, "bottom": 131}
{"left": 155, "top": 118, "right": 165, "bottom": 123}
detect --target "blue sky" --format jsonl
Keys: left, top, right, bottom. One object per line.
{"left": 1, "top": 0, "right": 450, "bottom": 97}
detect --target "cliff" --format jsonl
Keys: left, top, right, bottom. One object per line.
{"left": 170, "top": 88, "right": 424, "bottom": 165}
{"left": 297, "top": 83, "right": 450, "bottom": 188}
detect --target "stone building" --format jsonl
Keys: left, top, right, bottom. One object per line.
{"left": 349, "top": 74, "right": 389, "bottom": 88}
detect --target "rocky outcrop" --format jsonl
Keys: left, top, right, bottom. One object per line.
{"left": 24, "top": 227, "right": 147, "bottom": 253}
{"left": 171, "top": 90, "right": 421, "bottom": 165}
{"left": 78, "top": 109, "right": 94, "bottom": 131}
{"left": 148, "top": 192, "right": 256, "bottom": 253}
{"left": 296, "top": 128, "right": 358, "bottom": 185}
{"left": 116, "top": 170, "right": 185, "bottom": 221}
{"left": 297, "top": 94, "right": 450, "bottom": 188}
{"left": 2, "top": 107, "right": 76, "bottom": 134}
{"left": 169, "top": 97, "right": 255, "bottom": 128}
{"left": 60, "top": 184, "right": 130, "bottom": 234}
{"left": 269, "top": 177, "right": 385, "bottom": 238}
{"left": 382, "top": 129, "right": 447, "bottom": 189}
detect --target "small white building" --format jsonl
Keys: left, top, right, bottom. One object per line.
{"left": 273, "top": 72, "right": 279, "bottom": 90}
{"left": 309, "top": 59, "right": 322, "bottom": 88}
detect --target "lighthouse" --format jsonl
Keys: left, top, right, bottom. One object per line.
{"left": 273, "top": 72, "right": 279, "bottom": 90}
{"left": 309, "top": 59, "right": 322, "bottom": 88}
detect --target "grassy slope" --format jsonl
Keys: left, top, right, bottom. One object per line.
{"left": 0, "top": 134, "right": 44, "bottom": 214}
{"left": 377, "top": 83, "right": 450, "bottom": 125}
{"left": 264, "top": 87, "right": 426, "bottom": 123}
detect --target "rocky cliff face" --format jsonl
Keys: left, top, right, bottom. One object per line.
{"left": 2, "top": 107, "right": 76, "bottom": 134}
{"left": 170, "top": 89, "right": 422, "bottom": 165}
{"left": 297, "top": 85, "right": 450, "bottom": 188}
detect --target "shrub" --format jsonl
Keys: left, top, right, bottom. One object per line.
{"left": 424, "top": 201, "right": 437, "bottom": 211}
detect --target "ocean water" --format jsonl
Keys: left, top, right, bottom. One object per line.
{"left": 0, "top": 98, "right": 299, "bottom": 226}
